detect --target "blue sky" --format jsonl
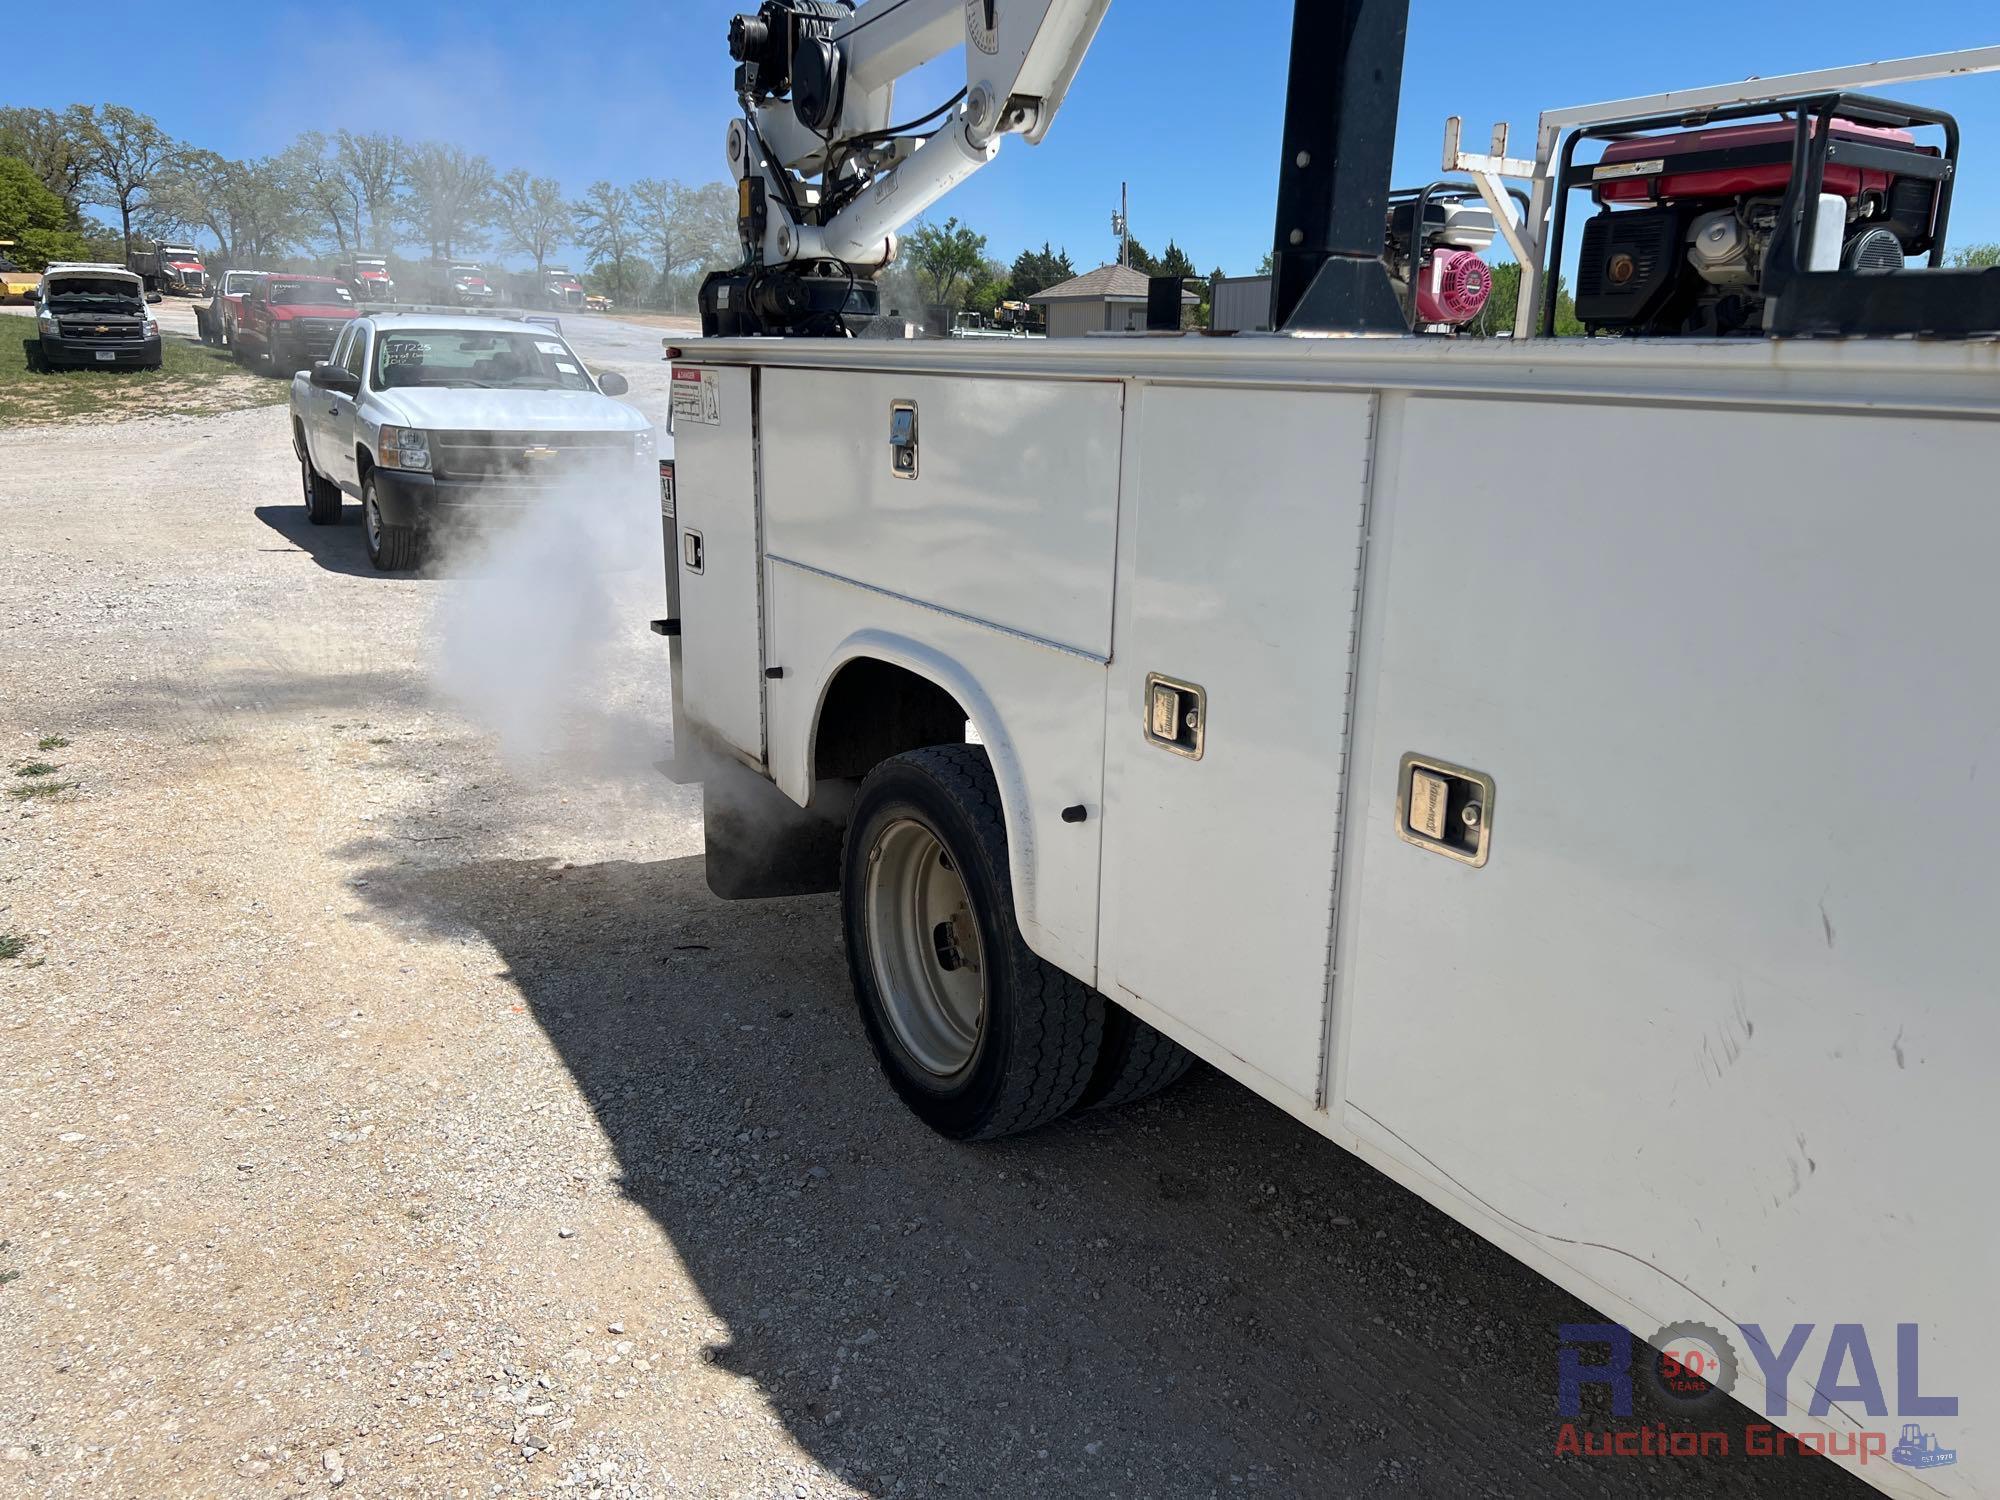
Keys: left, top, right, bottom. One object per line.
{"left": 16, "top": 1, "right": 2000, "bottom": 273}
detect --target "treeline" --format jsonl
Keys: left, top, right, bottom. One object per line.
{"left": 896, "top": 219, "right": 1220, "bottom": 325}
{"left": 0, "top": 104, "right": 740, "bottom": 310}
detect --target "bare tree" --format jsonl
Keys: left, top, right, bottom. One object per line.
{"left": 401, "top": 143, "right": 494, "bottom": 259}
{"left": 573, "top": 180, "right": 642, "bottom": 300}
{"left": 76, "top": 105, "right": 180, "bottom": 265}
{"left": 335, "top": 131, "right": 403, "bottom": 250}
{"left": 493, "top": 169, "right": 572, "bottom": 276}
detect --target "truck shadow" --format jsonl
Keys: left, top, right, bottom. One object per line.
{"left": 253, "top": 503, "right": 375, "bottom": 577}
{"left": 344, "top": 851, "right": 1863, "bottom": 1499}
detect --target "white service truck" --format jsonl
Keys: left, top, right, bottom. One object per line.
{"left": 661, "top": 4, "right": 2000, "bottom": 1493}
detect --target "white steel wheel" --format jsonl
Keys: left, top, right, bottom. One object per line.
{"left": 840, "top": 745, "right": 1105, "bottom": 1140}
{"left": 864, "top": 818, "right": 986, "bottom": 1078}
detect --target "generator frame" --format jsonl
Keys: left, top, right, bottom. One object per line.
{"left": 1539, "top": 91, "right": 1962, "bottom": 338}
{"left": 1440, "top": 43, "right": 2000, "bottom": 337}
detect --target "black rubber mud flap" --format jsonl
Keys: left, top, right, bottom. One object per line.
{"left": 701, "top": 756, "right": 852, "bottom": 900}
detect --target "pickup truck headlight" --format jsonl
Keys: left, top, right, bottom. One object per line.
{"left": 377, "top": 425, "right": 432, "bottom": 472}
{"left": 37, "top": 313, "right": 55, "bottom": 336}
{"left": 143, "top": 318, "right": 159, "bottom": 337}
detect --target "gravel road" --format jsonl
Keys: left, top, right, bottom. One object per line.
{"left": 0, "top": 317, "right": 1865, "bottom": 1498}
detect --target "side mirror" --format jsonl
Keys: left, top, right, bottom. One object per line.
{"left": 309, "top": 361, "right": 360, "bottom": 394}
{"left": 146, "top": 291, "right": 162, "bottom": 304}
{"left": 596, "top": 369, "right": 629, "bottom": 396}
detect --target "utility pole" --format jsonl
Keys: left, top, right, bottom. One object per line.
{"left": 1111, "top": 182, "right": 1129, "bottom": 268}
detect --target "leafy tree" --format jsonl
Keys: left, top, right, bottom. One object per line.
{"left": 1123, "top": 236, "right": 1160, "bottom": 276}
{"left": 0, "top": 157, "right": 93, "bottom": 267}
{"left": 574, "top": 181, "right": 643, "bottom": 300}
{"left": 964, "top": 256, "right": 1010, "bottom": 319}
{"left": 1156, "top": 239, "right": 1197, "bottom": 280}
{"left": 281, "top": 132, "right": 363, "bottom": 254}
{"left": 1464, "top": 260, "right": 1584, "bottom": 337}
{"left": 905, "top": 215, "right": 987, "bottom": 312}
{"left": 76, "top": 105, "right": 180, "bottom": 265}
{"left": 1005, "top": 241, "right": 1074, "bottom": 300}
{"left": 1257, "top": 249, "right": 1274, "bottom": 275}
{"left": 631, "top": 178, "right": 737, "bottom": 308}
{"left": 1948, "top": 243, "right": 2000, "bottom": 269}
{"left": 151, "top": 150, "right": 302, "bottom": 265}
{"left": 401, "top": 143, "right": 494, "bottom": 258}
{"left": 494, "top": 169, "right": 573, "bottom": 276}
{"left": 335, "top": 132, "right": 403, "bottom": 251}
{"left": 584, "top": 254, "right": 654, "bottom": 305}
{"left": 0, "top": 107, "right": 92, "bottom": 214}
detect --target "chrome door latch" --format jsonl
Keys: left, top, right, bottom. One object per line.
{"left": 1143, "top": 673, "right": 1205, "bottom": 759}
{"left": 1396, "top": 753, "right": 1494, "bottom": 866}
{"left": 889, "top": 399, "right": 918, "bottom": 479}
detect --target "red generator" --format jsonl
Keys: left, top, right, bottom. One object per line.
{"left": 1554, "top": 93, "right": 1957, "bottom": 336}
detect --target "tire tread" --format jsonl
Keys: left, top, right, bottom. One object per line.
{"left": 845, "top": 744, "right": 1103, "bottom": 1140}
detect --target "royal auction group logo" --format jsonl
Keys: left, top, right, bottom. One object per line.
{"left": 1555, "top": 1321, "right": 1959, "bottom": 1469}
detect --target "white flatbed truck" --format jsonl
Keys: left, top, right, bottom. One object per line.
{"left": 659, "top": 4, "right": 2000, "bottom": 1493}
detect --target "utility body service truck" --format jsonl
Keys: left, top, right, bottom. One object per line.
{"left": 660, "top": 3, "right": 2000, "bottom": 1492}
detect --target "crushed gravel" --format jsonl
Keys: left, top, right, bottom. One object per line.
{"left": 0, "top": 371, "right": 1864, "bottom": 1497}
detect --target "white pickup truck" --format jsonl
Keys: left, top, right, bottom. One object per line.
{"left": 290, "top": 312, "right": 653, "bottom": 570}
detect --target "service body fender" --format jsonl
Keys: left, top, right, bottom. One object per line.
{"left": 776, "top": 626, "right": 1051, "bottom": 963}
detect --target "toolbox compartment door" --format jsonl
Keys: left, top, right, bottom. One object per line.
{"left": 673, "top": 364, "right": 766, "bottom": 765}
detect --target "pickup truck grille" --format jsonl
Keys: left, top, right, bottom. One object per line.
{"left": 58, "top": 319, "right": 147, "bottom": 343}
{"left": 430, "top": 430, "right": 634, "bottom": 485}
{"left": 281, "top": 318, "right": 346, "bottom": 353}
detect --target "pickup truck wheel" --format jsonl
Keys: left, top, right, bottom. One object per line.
{"left": 362, "top": 478, "right": 419, "bottom": 571}
{"left": 301, "top": 453, "right": 342, "bottom": 526}
{"left": 1078, "top": 1002, "right": 1196, "bottom": 1110}
{"left": 843, "top": 745, "right": 1104, "bottom": 1141}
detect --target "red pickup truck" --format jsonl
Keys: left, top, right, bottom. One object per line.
{"left": 232, "top": 275, "right": 358, "bottom": 373}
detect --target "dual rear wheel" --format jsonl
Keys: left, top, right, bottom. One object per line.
{"left": 842, "top": 744, "right": 1193, "bottom": 1141}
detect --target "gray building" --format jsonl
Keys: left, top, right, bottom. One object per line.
{"left": 1210, "top": 273, "right": 1274, "bottom": 333}
{"left": 1026, "top": 263, "right": 1200, "bottom": 337}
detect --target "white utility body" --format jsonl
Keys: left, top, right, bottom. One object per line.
{"left": 670, "top": 1, "right": 2000, "bottom": 1492}
{"left": 670, "top": 329, "right": 1998, "bottom": 1499}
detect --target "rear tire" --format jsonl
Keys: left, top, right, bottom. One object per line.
{"left": 301, "top": 450, "right": 342, "bottom": 525}
{"left": 843, "top": 745, "right": 1104, "bottom": 1141}
{"left": 362, "top": 476, "right": 418, "bottom": 571}
{"left": 1078, "top": 1000, "right": 1196, "bottom": 1110}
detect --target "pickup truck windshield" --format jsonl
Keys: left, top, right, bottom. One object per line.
{"left": 374, "top": 329, "right": 597, "bottom": 392}
{"left": 269, "top": 281, "right": 352, "bottom": 305}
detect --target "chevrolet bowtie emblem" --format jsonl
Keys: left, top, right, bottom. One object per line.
{"left": 95, "top": 324, "right": 109, "bottom": 333}
{"left": 522, "top": 446, "right": 558, "bottom": 460}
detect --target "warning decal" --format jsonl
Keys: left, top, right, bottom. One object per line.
{"left": 671, "top": 366, "right": 721, "bottom": 426}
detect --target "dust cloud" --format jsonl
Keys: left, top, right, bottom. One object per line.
{"left": 425, "top": 456, "right": 670, "bottom": 778}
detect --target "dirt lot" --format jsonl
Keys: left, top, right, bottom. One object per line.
{"left": 0, "top": 371, "right": 1866, "bottom": 1498}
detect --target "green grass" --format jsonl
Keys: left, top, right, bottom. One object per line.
{"left": 0, "top": 935, "right": 23, "bottom": 960}
{"left": 0, "top": 321, "right": 288, "bottom": 426}
{"left": 7, "top": 780, "right": 72, "bottom": 800}
{"left": 37, "top": 734, "right": 69, "bottom": 751}
{"left": 15, "top": 761, "right": 58, "bottom": 777}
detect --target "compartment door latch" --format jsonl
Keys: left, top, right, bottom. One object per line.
{"left": 1396, "top": 753, "right": 1494, "bottom": 866}
{"left": 1143, "top": 673, "right": 1206, "bottom": 760}
{"left": 889, "top": 399, "right": 918, "bottom": 479}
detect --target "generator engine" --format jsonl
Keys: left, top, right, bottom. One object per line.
{"left": 1385, "top": 194, "right": 1495, "bottom": 330}
{"left": 1575, "top": 119, "right": 1942, "bottom": 336}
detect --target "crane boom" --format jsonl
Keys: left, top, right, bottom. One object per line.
{"left": 703, "top": 0, "right": 1112, "bottom": 336}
